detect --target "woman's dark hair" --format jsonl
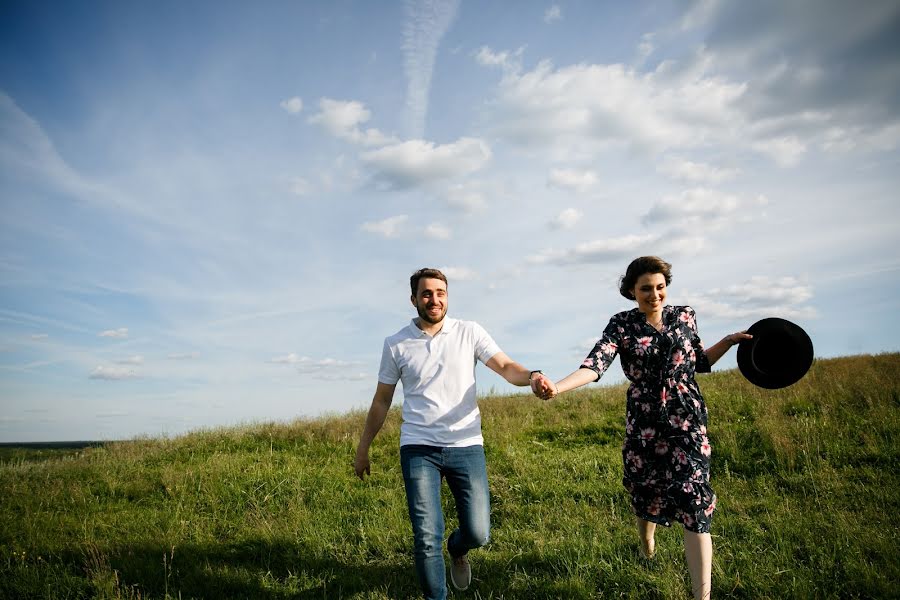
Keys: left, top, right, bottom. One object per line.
{"left": 619, "top": 256, "right": 672, "bottom": 300}
{"left": 410, "top": 268, "right": 448, "bottom": 297}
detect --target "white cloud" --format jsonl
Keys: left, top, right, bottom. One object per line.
{"left": 279, "top": 96, "right": 304, "bottom": 114}
{"left": 270, "top": 354, "right": 365, "bottom": 380}
{"left": 527, "top": 232, "right": 706, "bottom": 266}
{"left": 424, "top": 223, "right": 452, "bottom": 240}
{"left": 402, "top": 0, "right": 461, "bottom": 138}
{"left": 444, "top": 183, "right": 487, "bottom": 213}
{"left": 30, "top": 333, "right": 49, "bottom": 340}
{"left": 550, "top": 208, "right": 583, "bottom": 229}
{"left": 312, "top": 372, "right": 369, "bottom": 381}
{"left": 361, "top": 137, "right": 491, "bottom": 188}
{"left": 544, "top": 5, "right": 562, "bottom": 24}
{"left": 98, "top": 328, "right": 128, "bottom": 339}
{"left": 361, "top": 215, "right": 408, "bottom": 238}
{"left": 488, "top": 60, "right": 748, "bottom": 156}
{"left": 269, "top": 353, "right": 306, "bottom": 364}
{"left": 685, "top": 276, "right": 817, "bottom": 321}
{"left": 90, "top": 366, "right": 139, "bottom": 380}
{"left": 297, "top": 357, "right": 357, "bottom": 373}
{"left": 547, "top": 168, "right": 598, "bottom": 192}
{"left": 641, "top": 188, "right": 742, "bottom": 228}
{"left": 572, "top": 337, "right": 599, "bottom": 355}
{"left": 528, "top": 234, "right": 653, "bottom": 266}
{"left": 167, "top": 353, "right": 200, "bottom": 361}
{"left": 474, "top": 46, "right": 525, "bottom": 74}
{"left": 751, "top": 136, "right": 807, "bottom": 167}
{"left": 440, "top": 266, "right": 477, "bottom": 281}
{"left": 656, "top": 157, "right": 739, "bottom": 184}
{"left": 484, "top": 51, "right": 850, "bottom": 168}
{"left": 635, "top": 33, "right": 655, "bottom": 66}
{"left": 309, "top": 98, "right": 394, "bottom": 147}
{"left": 115, "top": 355, "right": 144, "bottom": 365}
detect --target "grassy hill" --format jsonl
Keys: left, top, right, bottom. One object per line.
{"left": 2, "top": 353, "right": 898, "bottom": 599}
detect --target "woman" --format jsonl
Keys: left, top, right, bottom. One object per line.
{"left": 537, "top": 256, "right": 750, "bottom": 600}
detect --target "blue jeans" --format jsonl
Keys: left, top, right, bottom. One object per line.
{"left": 400, "top": 444, "right": 491, "bottom": 600}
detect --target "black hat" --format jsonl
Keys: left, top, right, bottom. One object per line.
{"left": 737, "top": 318, "right": 814, "bottom": 389}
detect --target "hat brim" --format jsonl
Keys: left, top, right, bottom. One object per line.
{"left": 737, "top": 318, "right": 814, "bottom": 389}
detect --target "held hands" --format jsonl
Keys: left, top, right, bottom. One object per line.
{"left": 530, "top": 372, "right": 558, "bottom": 401}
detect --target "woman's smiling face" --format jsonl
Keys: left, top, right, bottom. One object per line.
{"left": 631, "top": 272, "right": 667, "bottom": 314}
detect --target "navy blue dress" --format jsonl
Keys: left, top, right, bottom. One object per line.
{"left": 580, "top": 305, "right": 716, "bottom": 533}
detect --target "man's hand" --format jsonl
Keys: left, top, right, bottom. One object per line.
{"left": 354, "top": 448, "right": 371, "bottom": 480}
{"left": 531, "top": 372, "right": 558, "bottom": 401}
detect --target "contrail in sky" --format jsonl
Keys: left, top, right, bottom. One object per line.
{"left": 402, "top": 0, "right": 460, "bottom": 140}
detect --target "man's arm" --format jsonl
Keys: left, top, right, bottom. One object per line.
{"left": 485, "top": 351, "right": 537, "bottom": 387}
{"left": 354, "top": 382, "right": 396, "bottom": 480}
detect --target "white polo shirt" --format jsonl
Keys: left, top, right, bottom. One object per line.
{"left": 378, "top": 317, "right": 502, "bottom": 447}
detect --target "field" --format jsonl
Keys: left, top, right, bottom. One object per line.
{"left": 2, "top": 353, "right": 899, "bottom": 599}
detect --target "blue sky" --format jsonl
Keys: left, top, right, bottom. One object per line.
{"left": 2, "top": 0, "right": 899, "bottom": 442}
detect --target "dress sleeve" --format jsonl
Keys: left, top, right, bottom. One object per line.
{"left": 580, "top": 316, "right": 622, "bottom": 381}
{"left": 687, "top": 307, "right": 712, "bottom": 373}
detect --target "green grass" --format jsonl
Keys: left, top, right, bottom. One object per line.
{"left": 2, "top": 353, "right": 899, "bottom": 599}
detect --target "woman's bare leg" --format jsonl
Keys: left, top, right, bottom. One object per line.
{"left": 684, "top": 530, "right": 712, "bottom": 599}
{"left": 636, "top": 517, "right": 656, "bottom": 559}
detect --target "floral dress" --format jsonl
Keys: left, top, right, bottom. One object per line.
{"left": 581, "top": 305, "right": 717, "bottom": 533}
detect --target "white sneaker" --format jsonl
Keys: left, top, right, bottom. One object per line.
{"left": 449, "top": 554, "right": 471, "bottom": 591}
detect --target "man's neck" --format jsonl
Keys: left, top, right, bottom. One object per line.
{"left": 415, "top": 317, "right": 445, "bottom": 337}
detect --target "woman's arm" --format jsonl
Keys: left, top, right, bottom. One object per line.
{"left": 703, "top": 331, "right": 752, "bottom": 367}
{"left": 552, "top": 367, "right": 598, "bottom": 395}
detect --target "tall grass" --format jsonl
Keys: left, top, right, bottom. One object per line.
{"left": 1, "top": 353, "right": 898, "bottom": 599}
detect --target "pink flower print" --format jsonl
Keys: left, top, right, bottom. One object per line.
{"left": 640, "top": 427, "right": 656, "bottom": 441}
{"left": 660, "top": 388, "right": 670, "bottom": 407}
{"left": 582, "top": 357, "right": 595, "bottom": 368}
{"left": 700, "top": 436, "right": 712, "bottom": 456}
{"left": 601, "top": 342, "right": 618, "bottom": 354}
{"left": 682, "top": 514, "right": 695, "bottom": 528}
{"left": 669, "top": 415, "right": 683, "bottom": 429}
{"left": 636, "top": 336, "right": 652, "bottom": 354}
{"left": 682, "top": 482, "right": 694, "bottom": 494}
{"left": 679, "top": 311, "right": 695, "bottom": 328}
{"left": 681, "top": 418, "right": 691, "bottom": 431}
{"left": 672, "top": 351, "right": 685, "bottom": 367}
{"left": 704, "top": 495, "right": 717, "bottom": 516}
{"left": 677, "top": 381, "right": 690, "bottom": 394}
{"left": 625, "top": 420, "right": 634, "bottom": 435}
{"left": 654, "top": 440, "right": 669, "bottom": 455}
{"left": 648, "top": 497, "right": 663, "bottom": 516}
{"left": 674, "top": 448, "right": 688, "bottom": 465}
{"left": 693, "top": 469, "right": 703, "bottom": 479}
{"left": 700, "top": 424, "right": 707, "bottom": 435}
{"left": 640, "top": 402, "right": 651, "bottom": 413}
{"left": 626, "top": 451, "right": 643, "bottom": 470}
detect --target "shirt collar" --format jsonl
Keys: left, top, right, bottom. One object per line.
{"left": 409, "top": 316, "right": 456, "bottom": 337}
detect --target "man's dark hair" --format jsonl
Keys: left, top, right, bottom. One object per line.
{"left": 410, "top": 268, "right": 448, "bottom": 297}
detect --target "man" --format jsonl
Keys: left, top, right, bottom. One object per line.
{"left": 354, "top": 268, "right": 552, "bottom": 600}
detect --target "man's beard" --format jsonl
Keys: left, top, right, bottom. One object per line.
{"left": 416, "top": 302, "right": 446, "bottom": 324}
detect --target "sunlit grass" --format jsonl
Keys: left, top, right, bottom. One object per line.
{"left": 1, "top": 353, "right": 898, "bottom": 598}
